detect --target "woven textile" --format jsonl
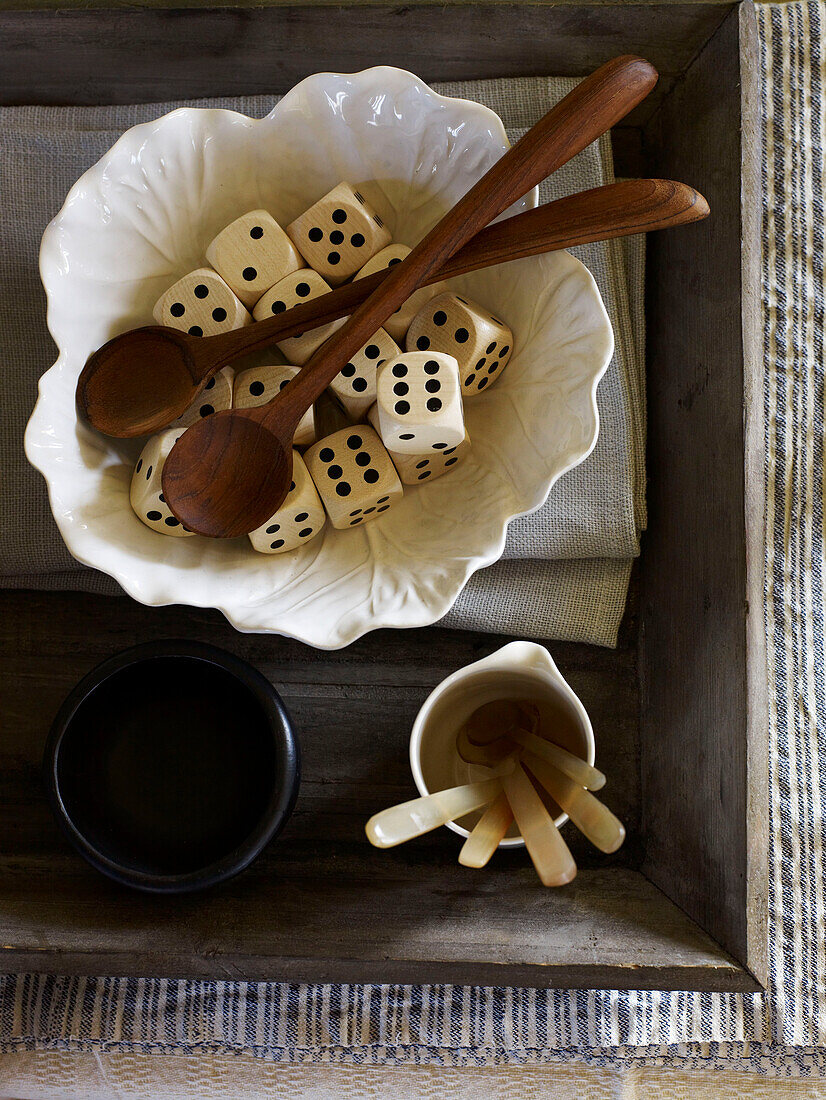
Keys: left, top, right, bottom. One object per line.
{"left": 0, "top": 78, "right": 644, "bottom": 647}
{"left": 5, "top": 0, "right": 826, "bottom": 1075}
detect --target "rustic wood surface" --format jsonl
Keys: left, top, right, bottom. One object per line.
{"left": 640, "top": 7, "right": 767, "bottom": 986}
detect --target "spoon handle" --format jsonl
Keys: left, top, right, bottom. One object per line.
{"left": 501, "top": 762, "right": 577, "bottom": 887}
{"left": 508, "top": 727, "right": 607, "bottom": 791}
{"left": 458, "top": 791, "right": 514, "bottom": 868}
{"left": 196, "top": 177, "right": 703, "bottom": 379}
{"left": 365, "top": 777, "right": 503, "bottom": 848}
{"left": 523, "top": 751, "right": 626, "bottom": 854}
{"left": 259, "top": 55, "right": 657, "bottom": 428}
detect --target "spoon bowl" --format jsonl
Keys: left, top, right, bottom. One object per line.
{"left": 161, "top": 409, "right": 295, "bottom": 538}
{"left": 76, "top": 326, "right": 202, "bottom": 437}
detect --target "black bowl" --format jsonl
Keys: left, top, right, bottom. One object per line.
{"left": 43, "top": 640, "right": 299, "bottom": 893}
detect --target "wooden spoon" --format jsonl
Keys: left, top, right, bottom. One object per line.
{"left": 161, "top": 56, "right": 658, "bottom": 537}
{"left": 77, "top": 176, "right": 704, "bottom": 438}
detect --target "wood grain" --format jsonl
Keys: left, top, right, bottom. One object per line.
{"left": 640, "top": 8, "right": 767, "bottom": 985}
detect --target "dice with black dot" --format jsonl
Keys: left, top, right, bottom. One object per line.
{"left": 233, "top": 364, "right": 316, "bottom": 447}
{"left": 354, "top": 245, "right": 449, "bottom": 344}
{"left": 170, "top": 367, "right": 234, "bottom": 430}
{"left": 375, "top": 352, "right": 465, "bottom": 454}
{"left": 368, "top": 406, "right": 471, "bottom": 486}
{"left": 253, "top": 269, "right": 346, "bottom": 365}
{"left": 286, "top": 183, "right": 391, "bottom": 285}
{"left": 130, "top": 429, "right": 195, "bottom": 537}
{"left": 248, "top": 451, "right": 326, "bottom": 554}
{"left": 153, "top": 268, "right": 251, "bottom": 337}
{"left": 305, "top": 426, "right": 402, "bottom": 529}
{"left": 206, "top": 210, "right": 305, "bottom": 308}
{"left": 328, "top": 327, "right": 400, "bottom": 420}
{"left": 406, "top": 292, "right": 514, "bottom": 395}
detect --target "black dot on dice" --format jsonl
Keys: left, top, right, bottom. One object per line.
{"left": 271, "top": 539, "right": 285, "bottom": 549}
{"left": 392, "top": 363, "right": 408, "bottom": 378}
{"left": 388, "top": 257, "right": 402, "bottom": 266}
{"left": 347, "top": 435, "right": 362, "bottom": 450}
{"left": 444, "top": 446, "right": 456, "bottom": 455}
{"left": 296, "top": 282, "right": 311, "bottom": 297}
{"left": 266, "top": 523, "right": 280, "bottom": 534}
{"left": 242, "top": 267, "right": 257, "bottom": 281}
{"left": 249, "top": 381, "right": 265, "bottom": 396}
{"left": 271, "top": 301, "right": 286, "bottom": 314}
{"left": 486, "top": 342, "right": 497, "bottom": 354}
{"left": 399, "top": 433, "right": 414, "bottom": 441}
{"left": 328, "top": 465, "right": 343, "bottom": 480}
{"left": 145, "top": 465, "right": 153, "bottom": 481}
{"left": 476, "top": 358, "right": 486, "bottom": 371}
{"left": 377, "top": 505, "right": 389, "bottom": 513}
{"left": 499, "top": 345, "right": 510, "bottom": 357}
{"left": 424, "top": 361, "right": 440, "bottom": 375}
{"left": 364, "top": 469, "right": 379, "bottom": 484}
{"left": 350, "top": 509, "right": 362, "bottom": 517}
{"left": 425, "top": 379, "right": 441, "bottom": 394}
{"left": 478, "top": 377, "right": 489, "bottom": 389}
{"left": 457, "top": 297, "right": 468, "bottom": 305}
{"left": 188, "top": 326, "right": 203, "bottom": 337}
{"left": 294, "top": 512, "right": 309, "bottom": 522}
{"left": 336, "top": 482, "right": 352, "bottom": 497}
{"left": 351, "top": 233, "right": 365, "bottom": 247}
{"left": 445, "top": 457, "right": 459, "bottom": 466}
{"left": 352, "top": 379, "right": 367, "bottom": 392}
{"left": 488, "top": 363, "right": 499, "bottom": 374}
{"left": 416, "top": 336, "right": 430, "bottom": 350}
{"left": 377, "top": 497, "right": 389, "bottom": 504}
{"left": 136, "top": 459, "right": 143, "bottom": 473}
{"left": 426, "top": 398, "right": 442, "bottom": 412}
{"left": 194, "top": 284, "right": 209, "bottom": 299}
{"left": 363, "top": 507, "right": 375, "bottom": 515}
{"left": 299, "top": 528, "right": 313, "bottom": 538}
{"left": 355, "top": 452, "right": 370, "bottom": 467}
{"left": 279, "top": 380, "right": 289, "bottom": 390}
{"left": 290, "top": 482, "right": 295, "bottom": 492}
{"left": 170, "top": 302, "right": 185, "bottom": 317}
{"left": 200, "top": 404, "right": 215, "bottom": 417}
{"left": 329, "top": 230, "right": 344, "bottom": 245}
{"left": 365, "top": 344, "right": 380, "bottom": 360}
{"left": 327, "top": 252, "right": 341, "bottom": 265}
{"left": 415, "top": 460, "right": 429, "bottom": 470}
{"left": 146, "top": 510, "right": 162, "bottom": 521}
{"left": 455, "top": 328, "right": 469, "bottom": 343}
{"left": 212, "top": 307, "right": 227, "bottom": 322}
{"left": 350, "top": 518, "right": 362, "bottom": 526}
{"left": 432, "top": 443, "right": 448, "bottom": 449}
{"left": 433, "top": 311, "right": 447, "bottom": 326}
{"left": 165, "top": 516, "right": 180, "bottom": 527}
{"left": 393, "top": 382, "right": 409, "bottom": 397}
{"left": 332, "top": 208, "right": 347, "bottom": 224}
{"left": 308, "top": 227, "right": 323, "bottom": 242}
{"left": 205, "top": 377, "right": 216, "bottom": 391}
{"left": 418, "top": 471, "right": 431, "bottom": 480}
{"left": 395, "top": 400, "right": 410, "bottom": 415}
{"left": 250, "top": 226, "right": 264, "bottom": 239}
{"left": 465, "top": 375, "right": 476, "bottom": 387}
{"left": 319, "top": 447, "right": 335, "bottom": 462}
{"left": 159, "top": 494, "right": 165, "bottom": 503}
{"left": 343, "top": 364, "right": 360, "bottom": 379}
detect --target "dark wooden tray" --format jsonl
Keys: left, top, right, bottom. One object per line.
{"left": 0, "top": 0, "right": 766, "bottom": 991}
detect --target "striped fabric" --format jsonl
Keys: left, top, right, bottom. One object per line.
{"left": 1, "top": 0, "right": 824, "bottom": 1073}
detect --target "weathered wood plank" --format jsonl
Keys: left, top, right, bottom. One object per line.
{"left": 639, "top": 7, "right": 767, "bottom": 985}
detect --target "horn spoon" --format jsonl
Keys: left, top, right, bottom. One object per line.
{"left": 161, "top": 55, "right": 658, "bottom": 538}
{"left": 77, "top": 176, "right": 705, "bottom": 438}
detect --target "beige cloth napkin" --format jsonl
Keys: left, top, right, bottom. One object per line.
{"left": 0, "top": 78, "right": 644, "bottom": 646}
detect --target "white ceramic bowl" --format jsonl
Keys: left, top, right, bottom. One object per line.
{"left": 26, "top": 67, "right": 614, "bottom": 649}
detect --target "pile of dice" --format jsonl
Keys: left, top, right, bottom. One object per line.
{"left": 130, "top": 183, "right": 514, "bottom": 553}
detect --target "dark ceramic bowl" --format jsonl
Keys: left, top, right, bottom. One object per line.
{"left": 43, "top": 640, "right": 299, "bottom": 893}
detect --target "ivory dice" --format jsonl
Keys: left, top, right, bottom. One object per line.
{"left": 368, "top": 406, "right": 471, "bottom": 485}
{"left": 130, "top": 429, "right": 194, "bottom": 537}
{"left": 253, "top": 269, "right": 345, "bottom": 365}
{"left": 354, "top": 244, "right": 449, "bottom": 343}
{"left": 233, "top": 364, "right": 316, "bottom": 447}
{"left": 328, "top": 328, "right": 400, "bottom": 420}
{"left": 406, "top": 292, "right": 514, "bottom": 395}
{"left": 286, "top": 183, "right": 391, "bottom": 285}
{"left": 248, "top": 451, "right": 326, "bottom": 554}
{"left": 375, "top": 351, "right": 465, "bottom": 454}
{"left": 171, "top": 367, "right": 234, "bottom": 430}
{"left": 206, "top": 210, "right": 305, "bottom": 308}
{"left": 153, "top": 268, "right": 251, "bottom": 336}
{"left": 305, "top": 426, "right": 402, "bottom": 529}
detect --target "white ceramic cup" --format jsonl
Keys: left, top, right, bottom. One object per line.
{"left": 409, "top": 641, "right": 596, "bottom": 847}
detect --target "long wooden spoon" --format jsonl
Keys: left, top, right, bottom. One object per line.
{"left": 77, "top": 176, "right": 704, "bottom": 438}
{"left": 160, "top": 56, "right": 658, "bottom": 538}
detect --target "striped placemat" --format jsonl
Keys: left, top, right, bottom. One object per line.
{"left": 1, "top": 0, "right": 824, "bottom": 1075}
